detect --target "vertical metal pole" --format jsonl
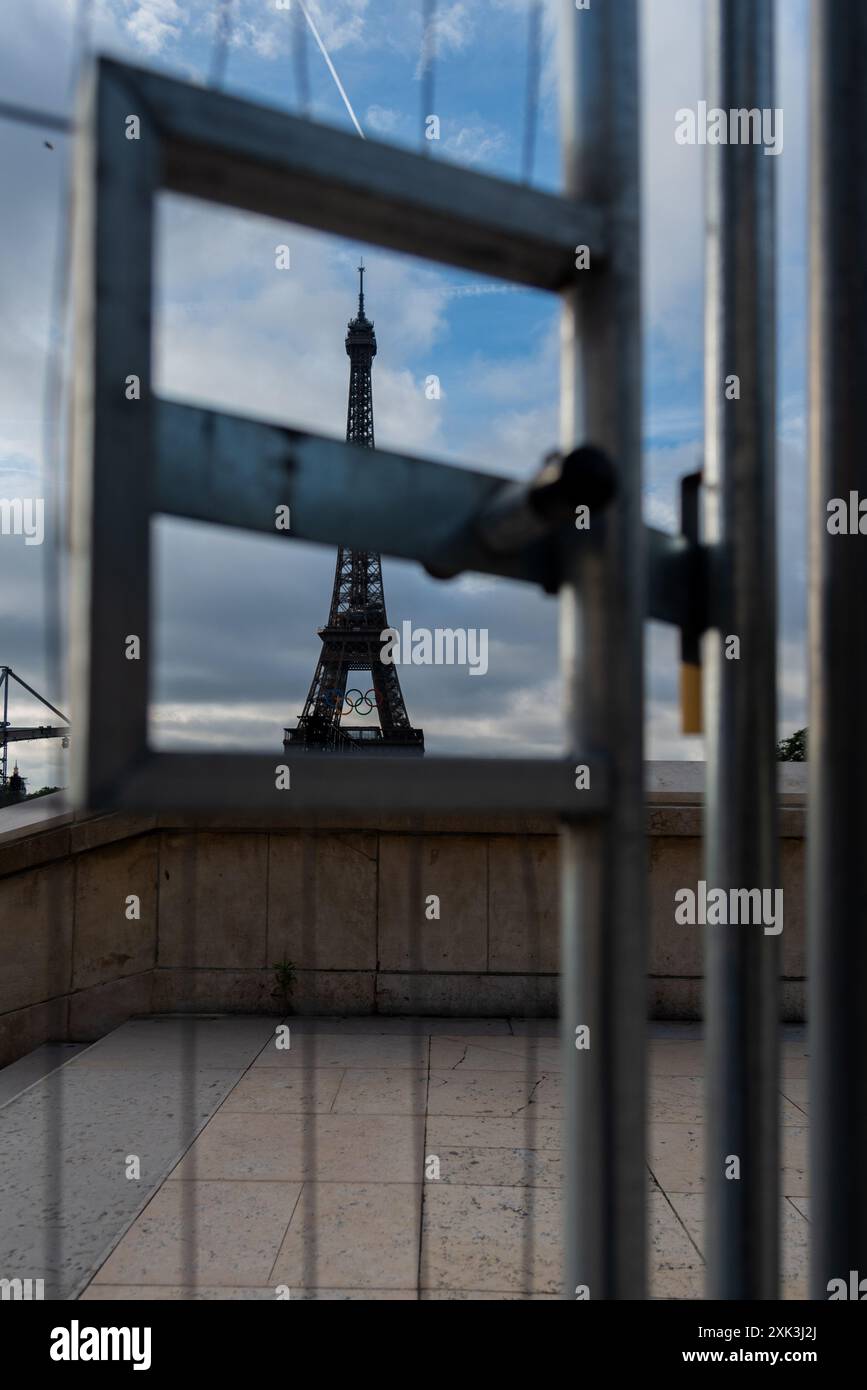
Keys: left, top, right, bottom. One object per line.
{"left": 703, "top": 0, "right": 779, "bottom": 1299}
{"left": 558, "top": 0, "right": 646, "bottom": 1299}
{"left": 808, "top": 0, "right": 867, "bottom": 1300}
{"left": 70, "top": 64, "right": 157, "bottom": 806}
{"left": 1, "top": 669, "right": 8, "bottom": 786}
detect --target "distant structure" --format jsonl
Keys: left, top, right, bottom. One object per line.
{"left": 0, "top": 665, "right": 69, "bottom": 793}
{"left": 285, "top": 265, "right": 424, "bottom": 755}
{"left": 7, "top": 763, "right": 26, "bottom": 802}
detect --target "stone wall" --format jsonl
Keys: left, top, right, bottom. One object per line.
{"left": 0, "top": 765, "right": 807, "bottom": 1066}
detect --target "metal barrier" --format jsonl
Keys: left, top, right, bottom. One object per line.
{"left": 703, "top": 0, "right": 779, "bottom": 1301}
{"left": 808, "top": 0, "right": 867, "bottom": 1301}
{"left": 70, "top": 0, "right": 863, "bottom": 1301}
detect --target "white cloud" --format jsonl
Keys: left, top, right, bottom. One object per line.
{"left": 430, "top": 1, "right": 474, "bottom": 55}
{"left": 302, "top": 0, "right": 369, "bottom": 53}
{"left": 124, "top": 0, "right": 183, "bottom": 55}
{"left": 413, "top": 0, "right": 475, "bottom": 77}
{"left": 445, "top": 283, "right": 519, "bottom": 300}
{"left": 365, "top": 103, "right": 402, "bottom": 134}
{"left": 441, "top": 119, "right": 508, "bottom": 168}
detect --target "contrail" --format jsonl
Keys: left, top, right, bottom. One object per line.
{"left": 296, "top": 0, "right": 366, "bottom": 139}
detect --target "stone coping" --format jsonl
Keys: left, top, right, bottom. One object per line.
{"left": 0, "top": 762, "right": 807, "bottom": 880}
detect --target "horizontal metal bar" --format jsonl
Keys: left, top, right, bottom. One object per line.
{"left": 0, "top": 99, "right": 72, "bottom": 134}
{"left": 154, "top": 399, "right": 568, "bottom": 589}
{"left": 156, "top": 400, "right": 706, "bottom": 631}
{"left": 113, "top": 752, "right": 611, "bottom": 814}
{"left": 3, "top": 726, "right": 69, "bottom": 743}
{"left": 100, "top": 57, "right": 606, "bottom": 291}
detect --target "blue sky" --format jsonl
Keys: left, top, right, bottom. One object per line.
{"left": 0, "top": 0, "right": 809, "bottom": 789}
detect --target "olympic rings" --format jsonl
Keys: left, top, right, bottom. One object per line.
{"left": 322, "top": 687, "right": 380, "bottom": 716}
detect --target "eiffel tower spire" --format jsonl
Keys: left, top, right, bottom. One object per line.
{"left": 284, "top": 268, "right": 424, "bottom": 755}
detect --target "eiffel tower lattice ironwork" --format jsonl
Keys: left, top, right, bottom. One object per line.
{"left": 284, "top": 264, "right": 424, "bottom": 755}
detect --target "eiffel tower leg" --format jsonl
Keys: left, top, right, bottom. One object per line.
{"left": 370, "top": 650, "right": 412, "bottom": 737}
{"left": 292, "top": 645, "right": 353, "bottom": 750}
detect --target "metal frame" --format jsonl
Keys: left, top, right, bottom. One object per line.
{"left": 70, "top": 48, "right": 699, "bottom": 819}
{"left": 703, "top": 0, "right": 779, "bottom": 1299}
{"left": 156, "top": 401, "right": 697, "bottom": 606}
{"left": 68, "top": 0, "right": 792, "bottom": 1302}
{"left": 558, "top": 0, "right": 646, "bottom": 1299}
{"left": 808, "top": 0, "right": 867, "bottom": 1300}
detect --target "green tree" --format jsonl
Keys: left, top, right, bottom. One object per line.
{"left": 776, "top": 728, "right": 807, "bottom": 761}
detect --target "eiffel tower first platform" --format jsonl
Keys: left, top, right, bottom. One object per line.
{"left": 284, "top": 265, "right": 424, "bottom": 756}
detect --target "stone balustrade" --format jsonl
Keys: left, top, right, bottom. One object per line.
{"left": 0, "top": 763, "right": 807, "bottom": 1067}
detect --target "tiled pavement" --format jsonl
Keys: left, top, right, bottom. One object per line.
{"left": 73, "top": 1018, "right": 810, "bottom": 1300}
{"left": 0, "top": 1016, "right": 810, "bottom": 1300}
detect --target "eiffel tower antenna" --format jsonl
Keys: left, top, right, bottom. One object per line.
{"left": 284, "top": 267, "right": 424, "bottom": 755}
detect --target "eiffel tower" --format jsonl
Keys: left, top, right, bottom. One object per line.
{"left": 284, "top": 264, "right": 424, "bottom": 756}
